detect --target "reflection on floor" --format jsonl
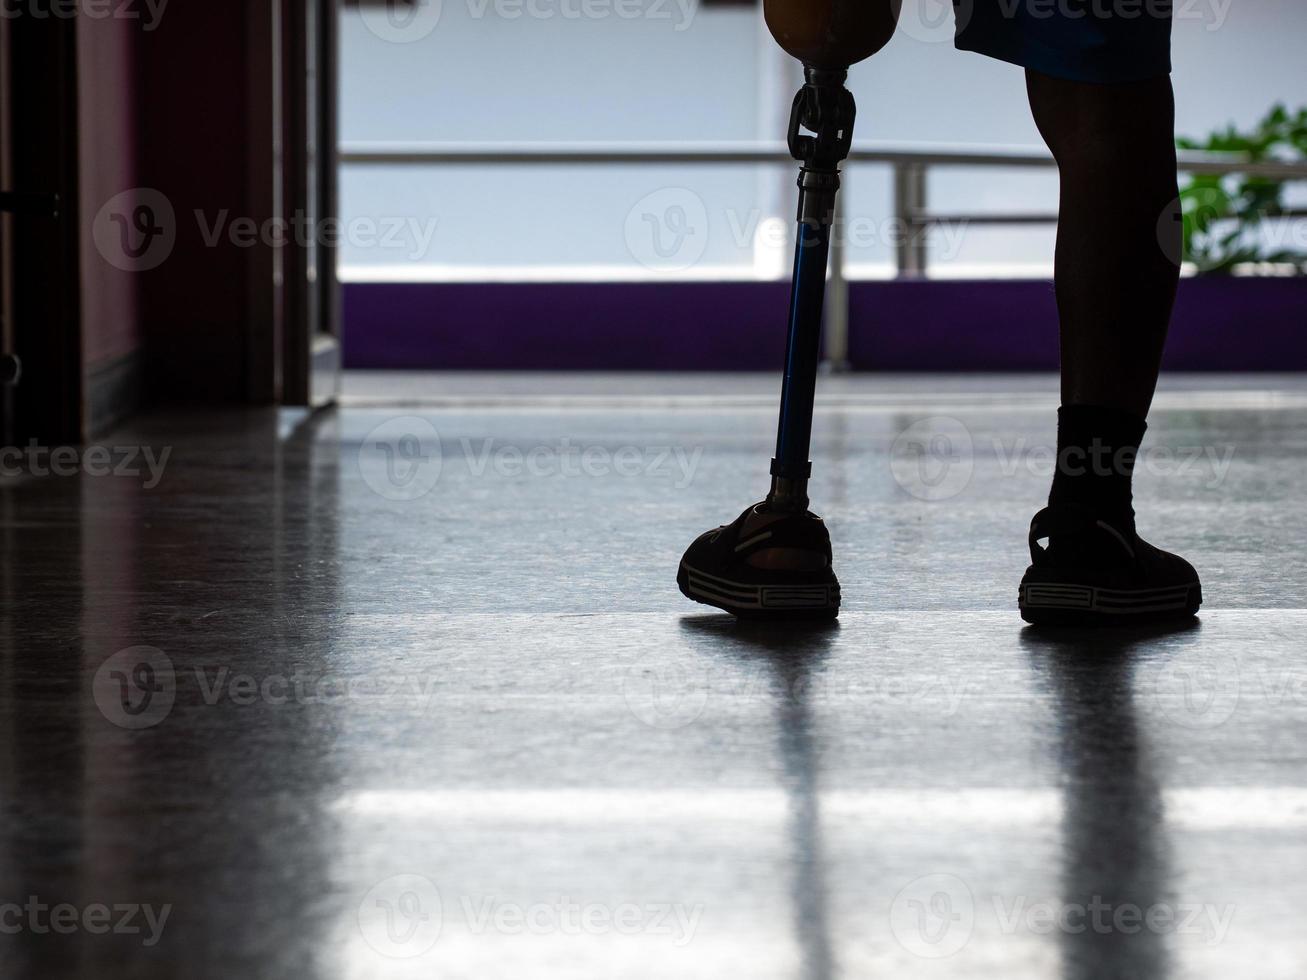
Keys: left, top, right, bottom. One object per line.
{"left": 2, "top": 373, "right": 1305, "bottom": 979}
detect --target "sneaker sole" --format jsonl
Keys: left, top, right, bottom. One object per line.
{"left": 1019, "top": 580, "right": 1202, "bottom": 626}
{"left": 678, "top": 561, "right": 840, "bottom": 621}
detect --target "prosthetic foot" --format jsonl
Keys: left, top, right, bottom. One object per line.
{"left": 678, "top": 503, "right": 839, "bottom": 620}
{"left": 676, "top": 1, "right": 900, "bottom": 620}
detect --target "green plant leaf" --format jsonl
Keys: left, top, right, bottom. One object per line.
{"left": 1177, "top": 104, "right": 1307, "bottom": 276}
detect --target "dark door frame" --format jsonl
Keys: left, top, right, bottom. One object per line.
{"left": 0, "top": 8, "right": 83, "bottom": 444}
{"left": 278, "top": 0, "right": 342, "bottom": 407}
{"left": 1, "top": 0, "right": 340, "bottom": 432}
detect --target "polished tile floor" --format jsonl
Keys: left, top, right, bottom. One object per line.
{"left": 2, "top": 373, "right": 1305, "bottom": 978}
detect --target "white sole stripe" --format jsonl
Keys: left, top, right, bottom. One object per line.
{"left": 686, "top": 576, "right": 758, "bottom": 602}
{"left": 682, "top": 563, "right": 838, "bottom": 611}
{"left": 1021, "top": 581, "right": 1197, "bottom": 614}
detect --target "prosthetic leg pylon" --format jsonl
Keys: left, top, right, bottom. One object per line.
{"left": 677, "top": 2, "right": 899, "bottom": 620}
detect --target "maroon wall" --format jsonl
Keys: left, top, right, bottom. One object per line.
{"left": 76, "top": 11, "right": 143, "bottom": 429}
{"left": 134, "top": 2, "right": 264, "bottom": 403}
{"left": 77, "top": 14, "right": 140, "bottom": 366}
{"left": 76, "top": 4, "right": 273, "bottom": 423}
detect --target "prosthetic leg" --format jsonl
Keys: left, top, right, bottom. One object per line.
{"left": 677, "top": 1, "right": 899, "bottom": 620}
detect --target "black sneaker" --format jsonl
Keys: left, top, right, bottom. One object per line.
{"left": 1019, "top": 503, "right": 1202, "bottom": 626}
{"left": 677, "top": 502, "right": 840, "bottom": 620}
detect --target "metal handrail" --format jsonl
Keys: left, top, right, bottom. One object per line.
{"left": 340, "top": 140, "right": 1307, "bottom": 368}
{"left": 339, "top": 140, "right": 1307, "bottom": 179}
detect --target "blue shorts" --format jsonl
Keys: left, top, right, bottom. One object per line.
{"left": 954, "top": 0, "right": 1173, "bottom": 84}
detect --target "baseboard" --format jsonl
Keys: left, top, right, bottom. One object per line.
{"left": 86, "top": 349, "right": 144, "bottom": 439}
{"left": 342, "top": 277, "right": 1307, "bottom": 372}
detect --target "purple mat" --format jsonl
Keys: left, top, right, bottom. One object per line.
{"left": 343, "top": 277, "right": 1307, "bottom": 371}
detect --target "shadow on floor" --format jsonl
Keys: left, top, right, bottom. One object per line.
{"left": 679, "top": 614, "right": 839, "bottom": 980}
{"left": 1022, "top": 618, "right": 1204, "bottom": 980}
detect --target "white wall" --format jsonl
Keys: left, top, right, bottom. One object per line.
{"left": 339, "top": 0, "right": 1307, "bottom": 278}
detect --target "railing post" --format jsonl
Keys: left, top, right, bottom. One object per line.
{"left": 894, "top": 162, "right": 928, "bottom": 278}
{"left": 823, "top": 190, "right": 850, "bottom": 372}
